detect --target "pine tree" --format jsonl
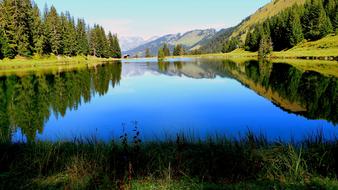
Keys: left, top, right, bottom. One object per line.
{"left": 162, "top": 43, "right": 170, "bottom": 56}
{"left": 245, "top": 26, "right": 263, "bottom": 52}
{"left": 17, "top": 0, "right": 34, "bottom": 56}
{"left": 173, "top": 44, "right": 185, "bottom": 56}
{"left": 157, "top": 48, "right": 165, "bottom": 61}
{"left": 223, "top": 38, "right": 239, "bottom": 53}
{"left": 0, "top": 0, "right": 16, "bottom": 58}
{"left": 61, "top": 12, "right": 77, "bottom": 56}
{"left": 45, "top": 6, "right": 62, "bottom": 55}
{"left": 258, "top": 35, "right": 273, "bottom": 58}
{"left": 286, "top": 10, "right": 304, "bottom": 47}
{"left": 324, "top": 0, "right": 337, "bottom": 22}
{"left": 76, "top": 19, "right": 89, "bottom": 55}
{"left": 111, "top": 34, "right": 121, "bottom": 58}
{"left": 0, "top": 27, "right": 4, "bottom": 59}
{"left": 334, "top": 7, "right": 338, "bottom": 33}
{"left": 302, "top": 0, "right": 333, "bottom": 40}
{"left": 89, "top": 25, "right": 98, "bottom": 57}
{"left": 0, "top": 0, "right": 35, "bottom": 57}
{"left": 31, "top": 3, "right": 44, "bottom": 55}
{"left": 145, "top": 48, "right": 151, "bottom": 57}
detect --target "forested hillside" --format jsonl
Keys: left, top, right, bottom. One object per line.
{"left": 0, "top": 0, "right": 121, "bottom": 59}
{"left": 200, "top": 0, "right": 338, "bottom": 54}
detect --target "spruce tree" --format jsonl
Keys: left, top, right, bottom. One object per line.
{"left": 31, "top": 3, "right": 45, "bottom": 55}
{"left": 145, "top": 48, "right": 151, "bottom": 57}
{"left": 76, "top": 19, "right": 89, "bottom": 55}
{"left": 162, "top": 43, "right": 170, "bottom": 56}
{"left": 89, "top": 25, "right": 98, "bottom": 57}
{"left": 302, "top": 0, "right": 333, "bottom": 40}
{"left": 324, "top": 0, "right": 337, "bottom": 22}
{"left": 111, "top": 34, "right": 121, "bottom": 58}
{"left": 334, "top": 7, "right": 338, "bottom": 33}
{"left": 0, "top": 27, "right": 4, "bottom": 59}
{"left": 61, "top": 12, "right": 77, "bottom": 56}
{"left": 258, "top": 35, "right": 273, "bottom": 58}
{"left": 0, "top": 0, "right": 22, "bottom": 58}
{"left": 286, "top": 10, "right": 304, "bottom": 47}
{"left": 157, "top": 48, "right": 165, "bottom": 60}
{"left": 17, "top": 0, "right": 34, "bottom": 56}
{"left": 45, "top": 6, "right": 62, "bottom": 55}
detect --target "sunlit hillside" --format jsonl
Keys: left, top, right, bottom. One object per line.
{"left": 232, "top": 0, "right": 307, "bottom": 39}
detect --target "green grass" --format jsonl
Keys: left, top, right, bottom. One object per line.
{"left": 273, "top": 35, "right": 338, "bottom": 58}
{"left": 182, "top": 35, "right": 338, "bottom": 61}
{"left": 1, "top": 131, "right": 338, "bottom": 189}
{"left": 0, "top": 55, "right": 120, "bottom": 76}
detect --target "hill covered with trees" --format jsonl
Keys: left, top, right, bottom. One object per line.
{"left": 0, "top": 0, "right": 121, "bottom": 60}
{"left": 200, "top": 0, "right": 338, "bottom": 54}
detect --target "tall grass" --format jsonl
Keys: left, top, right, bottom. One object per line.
{"left": 0, "top": 131, "right": 337, "bottom": 189}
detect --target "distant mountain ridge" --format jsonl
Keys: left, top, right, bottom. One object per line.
{"left": 119, "top": 36, "right": 159, "bottom": 51}
{"left": 125, "top": 29, "right": 216, "bottom": 56}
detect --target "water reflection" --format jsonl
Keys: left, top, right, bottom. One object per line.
{"left": 0, "top": 62, "right": 122, "bottom": 141}
{"left": 0, "top": 58, "right": 336, "bottom": 142}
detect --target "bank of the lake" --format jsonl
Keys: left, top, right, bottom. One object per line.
{"left": 0, "top": 55, "right": 120, "bottom": 76}
{"left": 1, "top": 133, "right": 338, "bottom": 190}
{"left": 184, "top": 35, "right": 338, "bottom": 61}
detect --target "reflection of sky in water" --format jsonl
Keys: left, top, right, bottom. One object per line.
{"left": 12, "top": 60, "right": 338, "bottom": 142}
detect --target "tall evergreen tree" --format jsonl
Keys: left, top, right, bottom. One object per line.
{"left": 61, "top": 12, "right": 77, "bottom": 56}
{"left": 302, "top": 0, "right": 333, "bottom": 40}
{"left": 162, "top": 43, "right": 170, "bottom": 56}
{"left": 45, "top": 6, "right": 62, "bottom": 55}
{"left": 286, "top": 10, "right": 304, "bottom": 47}
{"left": 334, "top": 7, "right": 338, "bottom": 33}
{"left": 76, "top": 19, "right": 89, "bottom": 55}
{"left": 324, "top": 0, "right": 337, "bottom": 22}
{"left": 157, "top": 48, "right": 165, "bottom": 60}
{"left": 0, "top": 27, "right": 4, "bottom": 59}
{"left": 109, "top": 33, "right": 121, "bottom": 58}
{"left": 173, "top": 44, "right": 185, "bottom": 56}
{"left": 31, "top": 3, "right": 44, "bottom": 55}
{"left": 145, "top": 48, "right": 151, "bottom": 57}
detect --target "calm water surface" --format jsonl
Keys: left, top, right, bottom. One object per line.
{"left": 0, "top": 58, "right": 337, "bottom": 142}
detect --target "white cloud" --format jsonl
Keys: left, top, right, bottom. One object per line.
{"left": 87, "top": 18, "right": 135, "bottom": 37}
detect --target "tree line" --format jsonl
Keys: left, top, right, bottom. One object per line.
{"left": 242, "top": 0, "right": 338, "bottom": 53}
{"left": 0, "top": 0, "right": 121, "bottom": 60}
{"left": 156, "top": 43, "right": 187, "bottom": 59}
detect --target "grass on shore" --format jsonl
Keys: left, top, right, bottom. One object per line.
{"left": 1, "top": 130, "right": 338, "bottom": 190}
{"left": 0, "top": 55, "right": 119, "bottom": 76}
{"left": 187, "top": 35, "right": 338, "bottom": 60}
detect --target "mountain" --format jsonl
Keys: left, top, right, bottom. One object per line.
{"left": 119, "top": 36, "right": 146, "bottom": 52}
{"left": 125, "top": 29, "right": 216, "bottom": 56}
{"left": 200, "top": 0, "right": 307, "bottom": 53}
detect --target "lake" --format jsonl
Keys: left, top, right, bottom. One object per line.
{"left": 0, "top": 58, "right": 337, "bottom": 142}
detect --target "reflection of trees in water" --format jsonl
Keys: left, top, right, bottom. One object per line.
{"left": 0, "top": 62, "right": 122, "bottom": 142}
{"left": 220, "top": 60, "right": 337, "bottom": 125}
{"left": 155, "top": 59, "right": 336, "bottom": 124}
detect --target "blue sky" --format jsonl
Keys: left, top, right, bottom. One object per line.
{"left": 34, "top": 0, "right": 271, "bottom": 39}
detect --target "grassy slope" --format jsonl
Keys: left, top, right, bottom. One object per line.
{"left": 273, "top": 35, "right": 338, "bottom": 57}
{"left": 174, "top": 31, "right": 210, "bottom": 47}
{"left": 231, "top": 0, "right": 306, "bottom": 40}
{"left": 193, "top": 35, "right": 338, "bottom": 61}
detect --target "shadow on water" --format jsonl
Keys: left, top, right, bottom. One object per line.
{"left": 0, "top": 58, "right": 337, "bottom": 142}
